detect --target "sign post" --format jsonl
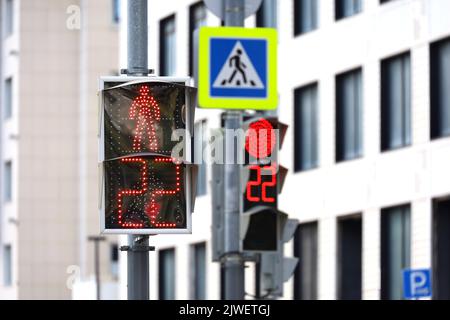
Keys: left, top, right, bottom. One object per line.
{"left": 202, "top": 0, "right": 281, "bottom": 300}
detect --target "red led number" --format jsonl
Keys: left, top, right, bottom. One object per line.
{"left": 117, "top": 158, "right": 147, "bottom": 228}
{"left": 116, "top": 157, "right": 181, "bottom": 229}
{"left": 146, "top": 157, "right": 181, "bottom": 228}
{"left": 246, "top": 165, "right": 277, "bottom": 203}
{"left": 246, "top": 166, "right": 261, "bottom": 202}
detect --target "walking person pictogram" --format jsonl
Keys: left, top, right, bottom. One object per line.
{"left": 215, "top": 42, "right": 262, "bottom": 89}
{"left": 129, "top": 85, "right": 161, "bottom": 152}
{"left": 227, "top": 49, "right": 247, "bottom": 85}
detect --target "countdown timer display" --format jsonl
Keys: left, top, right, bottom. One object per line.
{"left": 104, "top": 156, "right": 186, "bottom": 230}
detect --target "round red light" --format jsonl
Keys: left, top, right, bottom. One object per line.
{"left": 245, "top": 119, "right": 276, "bottom": 159}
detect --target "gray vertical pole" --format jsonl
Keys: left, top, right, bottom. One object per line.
{"left": 94, "top": 240, "right": 101, "bottom": 300}
{"left": 127, "top": 0, "right": 149, "bottom": 301}
{"left": 88, "top": 236, "right": 106, "bottom": 300}
{"left": 128, "top": 0, "right": 148, "bottom": 75}
{"left": 221, "top": 0, "right": 246, "bottom": 300}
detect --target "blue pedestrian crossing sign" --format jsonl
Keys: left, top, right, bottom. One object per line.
{"left": 403, "top": 269, "right": 432, "bottom": 299}
{"left": 198, "top": 27, "right": 278, "bottom": 110}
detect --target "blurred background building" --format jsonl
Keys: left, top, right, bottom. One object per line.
{"left": 0, "top": 0, "right": 120, "bottom": 299}
{"left": 116, "top": 0, "right": 450, "bottom": 300}
{"left": 0, "top": 0, "right": 449, "bottom": 301}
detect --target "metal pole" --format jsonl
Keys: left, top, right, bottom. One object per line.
{"left": 127, "top": 0, "right": 148, "bottom": 75}
{"left": 224, "top": 0, "right": 245, "bottom": 27}
{"left": 88, "top": 236, "right": 106, "bottom": 300}
{"left": 94, "top": 240, "right": 101, "bottom": 300}
{"left": 221, "top": 0, "right": 246, "bottom": 300}
{"left": 127, "top": 0, "right": 150, "bottom": 301}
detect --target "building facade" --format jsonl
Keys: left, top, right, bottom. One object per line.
{"left": 0, "top": 0, "right": 120, "bottom": 299}
{"left": 118, "top": 0, "right": 450, "bottom": 300}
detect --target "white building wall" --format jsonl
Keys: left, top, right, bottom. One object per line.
{"left": 117, "top": 0, "right": 450, "bottom": 300}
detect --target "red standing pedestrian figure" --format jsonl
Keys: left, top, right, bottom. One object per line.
{"left": 129, "top": 85, "right": 161, "bottom": 152}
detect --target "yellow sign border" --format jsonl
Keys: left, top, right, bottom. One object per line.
{"left": 198, "top": 27, "right": 278, "bottom": 110}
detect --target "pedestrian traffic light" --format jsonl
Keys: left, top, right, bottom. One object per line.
{"left": 240, "top": 115, "right": 288, "bottom": 252}
{"left": 98, "top": 77, "right": 197, "bottom": 234}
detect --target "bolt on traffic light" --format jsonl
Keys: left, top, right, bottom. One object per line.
{"left": 98, "top": 77, "right": 197, "bottom": 234}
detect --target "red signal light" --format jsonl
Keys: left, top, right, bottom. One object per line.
{"left": 245, "top": 119, "right": 276, "bottom": 159}
{"left": 129, "top": 85, "right": 161, "bottom": 152}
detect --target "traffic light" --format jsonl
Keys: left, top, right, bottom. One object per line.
{"left": 239, "top": 114, "right": 298, "bottom": 298}
{"left": 98, "top": 77, "right": 197, "bottom": 234}
{"left": 240, "top": 115, "right": 288, "bottom": 252}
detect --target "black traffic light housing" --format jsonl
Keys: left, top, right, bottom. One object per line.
{"left": 240, "top": 114, "right": 289, "bottom": 252}
{"left": 98, "top": 76, "right": 197, "bottom": 235}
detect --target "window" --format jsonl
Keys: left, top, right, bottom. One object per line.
{"left": 191, "top": 242, "right": 206, "bottom": 300}
{"left": 294, "top": 0, "right": 318, "bottom": 36}
{"left": 294, "top": 222, "right": 318, "bottom": 300}
{"left": 194, "top": 120, "right": 207, "bottom": 196}
{"left": 110, "top": 244, "right": 119, "bottom": 278}
{"left": 256, "top": 0, "right": 277, "bottom": 28}
{"left": 336, "top": 0, "right": 362, "bottom": 20}
{"left": 159, "top": 15, "right": 176, "bottom": 77}
{"left": 4, "top": 0, "right": 13, "bottom": 37}
{"left": 4, "top": 77, "right": 12, "bottom": 119}
{"left": 158, "top": 248, "right": 175, "bottom": 300}
{"left": 433, "top": 199, "right": 450, "bottom": 299}
{"left": 3, "top": 245, "right": 12, "bottom": 286}
{"left": 294, "top": 83, "right": 319, "bottom": 172}
{"left": 4, "top": 161, "right": 12, "bottom": 203}
{"left": 430, "top": 38, "right": 450, "bottom": 139}
{"left": 189, "top": 2, "right": 207, "bottom": 76}
{"left": 112, "top": 0, "right": 120, "bottom": 24}
{"left": 337, "top": 215, "right": 362, "bottom": 300}
{"left": 336, "top": 68, "right": 363, "bottom": 162}
{"left": 381, "top": 205, "right": 411, "bottom": 300}
{"left": 381, "top": 53, "right": 411, "bottom": 151}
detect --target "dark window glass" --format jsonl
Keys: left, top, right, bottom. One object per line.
{"left": 191, "top": 242, "right": 206, "bottom": 299}
{"left": 337, "top": 215, "right": 362, "bottom": 300}
{"left": 433, "top": 199, "right": 450, "bottom": 299}
{"left": 159, "top": 248, "right": 176, "bottom": 300}
{"left": 381, "top": 53, "right": 411, "bottom": 151}
{"left": 159, "top": 15, "right": 176, "bottom": 76}
{"left": 294, "top": 84, "right": 319, "bottom": 172}
{"left": 256, "top": 0, "right": 277, "bottom": 28}
{"left": 294, "top": 222, "right": 318, "bottom": 300}
{"left": 381, "top": 205, "right": 411, "bottom": 300}
{"left": 336, "top": 0, "right": 362, "bottom": 20}
{"left": 336, "top": 68, "right": 363, "bottom": 162}
{"left": 430, "top": 38, "right": 450, "bottom": 139}
{"left": 294, "top": 0, "right": 318, "bottom": 36}
{"left": 189, "top": 2, "right": 207, "bottom": 76}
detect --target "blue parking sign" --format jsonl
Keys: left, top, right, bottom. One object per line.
{"left": 403, "top": 269, "right": 432, "bottom": 299}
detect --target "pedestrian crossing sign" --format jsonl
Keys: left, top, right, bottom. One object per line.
{"left": 198, "top": 27, "right": 278, "bottom": 110}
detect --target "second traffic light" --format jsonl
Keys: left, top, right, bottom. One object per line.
{"left": 240, "top": 115, "right": 288, "bottom": 252}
